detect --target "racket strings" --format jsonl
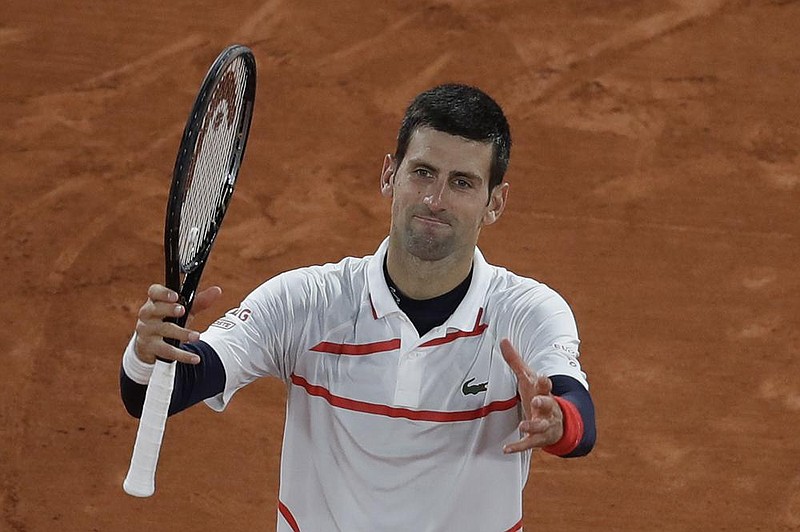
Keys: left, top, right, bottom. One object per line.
{"left": 178, "top": 57, "right": 250, "bottom": 271}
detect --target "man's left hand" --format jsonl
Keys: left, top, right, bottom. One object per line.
{"left": 500, "top": 339, "right": 564, "bottom": 453}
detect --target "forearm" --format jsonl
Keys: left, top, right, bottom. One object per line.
{"left": 544, "top": 375, "right": 596, "bottom": 457}
{"left": 119, "top": 339, "right": 226, "bottom": 418}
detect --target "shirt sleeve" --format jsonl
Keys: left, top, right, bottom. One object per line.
{"left": 199, "top": 269, "right": 314, "bottom": 412}
{"left": 509, "top": 285, "right": 588, "bottom": 389}
{"left": 501, "top": 282, "right": 596, "bottom": 457}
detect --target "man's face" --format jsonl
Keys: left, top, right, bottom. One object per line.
{"left": 381, "top": 127, "right": 507, "bottom": 262}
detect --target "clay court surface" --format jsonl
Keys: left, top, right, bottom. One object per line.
{"left": 2, "top": 1, "right": 799, "bottom": 530}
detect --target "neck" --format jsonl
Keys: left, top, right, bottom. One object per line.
{"left": 385, "top": 239, "right": 475, "bottom": 300}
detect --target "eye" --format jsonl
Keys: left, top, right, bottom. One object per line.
{"left": 453, "top": 178, "right": 472, "bottom": 189}
{"left": 414, "top": 167, "right": 433, "bottom": 178}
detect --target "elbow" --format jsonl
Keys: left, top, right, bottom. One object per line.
{"left": 563, "top": 423, "right": 597, "bottom": 458}
{"left": 121, "top": 396, "right": 144, "bottom": 419}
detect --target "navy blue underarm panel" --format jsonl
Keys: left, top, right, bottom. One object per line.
{"left": 119, "top": 341, "right": 226, "bottom": 419}
{"left": 550, "top": 375, "right": 596, "bottom": 457}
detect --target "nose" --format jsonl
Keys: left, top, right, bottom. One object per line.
{"left": 423, "top": 179, "right": 448, "bottom": 211}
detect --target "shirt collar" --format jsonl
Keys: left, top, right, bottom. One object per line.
{"left": 366, "top": 237, "right": 492, "bottom": 331}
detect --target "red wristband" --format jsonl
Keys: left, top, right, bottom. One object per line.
{"left": 542, "top": 395, "right": 584, "bottom": 456}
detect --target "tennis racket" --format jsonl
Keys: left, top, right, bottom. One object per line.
{"left": 123, "top": 44, "right": 257, "bottom": 498}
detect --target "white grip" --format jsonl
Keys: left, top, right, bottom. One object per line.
{"left": 123, "top": 359, "right": 176, "bottom": 497}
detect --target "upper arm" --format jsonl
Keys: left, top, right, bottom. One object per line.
{"left": 509, "top": 286, "right": 588, "bottom": 388}
{"left": 199, "top": 271, "right": 315, "bottom": 409}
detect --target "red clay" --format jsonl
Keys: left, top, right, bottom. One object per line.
{"left": 2, "top": 1, "right": 799, "bottom": 530}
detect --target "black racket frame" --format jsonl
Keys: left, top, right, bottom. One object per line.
{"left": 163, "top": 45, "right": 257, "bottom": 341}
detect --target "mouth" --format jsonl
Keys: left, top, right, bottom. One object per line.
{"left": 412, "top": 214, "right": 450, "bottom": 227}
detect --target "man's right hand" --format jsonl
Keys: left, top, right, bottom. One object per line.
{"left": 133, "top": 284, "right": 223, "bottom": 365}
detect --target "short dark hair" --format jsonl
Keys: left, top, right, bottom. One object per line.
{"left": 394, "top": 84, "right": 512, "bottom": 192}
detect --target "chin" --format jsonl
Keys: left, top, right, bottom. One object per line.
{"left": 405, "top": 233, "right": 455, "bottom": 262}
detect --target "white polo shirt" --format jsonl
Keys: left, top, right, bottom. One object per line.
{"left": 200, "top": 238, "right": 587, "bottom": 532}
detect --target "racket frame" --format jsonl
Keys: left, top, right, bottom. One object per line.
{"left": 165, "top": 44, "right": 257, "bottom": 327}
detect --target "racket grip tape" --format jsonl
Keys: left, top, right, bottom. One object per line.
{"left": 123, "top": 359, "right": 177, "bottom": 497}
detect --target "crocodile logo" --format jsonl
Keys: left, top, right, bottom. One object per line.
{"left": 461, "top": 377, "right": 488, "bottom": 396}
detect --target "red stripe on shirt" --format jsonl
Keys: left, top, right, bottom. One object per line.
{"left": 420, "top": 323, "right": 488, "bottom": 347}
{"left": 310, "top": 339, "right": 401, "bottom": 356}
{"left": 281, "top": 494, "right": 519, "bottom": 531}
{"left": 420, "top": 307, "right": 487, "bottom": 347}
{"left": 291, "top": 373, "right": 518, "bottom": 422}
{"left": 505, "top": 518, "right": 523, "bottom": 531}
{"left": 369, "top": 295, "right": 378, "bottom": 320}
{"left": 316, "top": 308, "right": 487, "bottom": 354}
{"left": 278, "top": 500, "right": 300, "bottom": 531}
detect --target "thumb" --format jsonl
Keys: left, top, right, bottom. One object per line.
{"left": 190, "top": 285, "right": 223, "bottom": 316}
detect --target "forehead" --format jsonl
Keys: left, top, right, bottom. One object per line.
{"left": 403, "top": 127, "right": 493, "bottom": 178}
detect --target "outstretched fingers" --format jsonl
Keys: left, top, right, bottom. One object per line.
{"left": 500, "top": 338, "right": 563, "bottom": 454}
{"left": 503, "top": 394, "right": 562, "bottom": 454}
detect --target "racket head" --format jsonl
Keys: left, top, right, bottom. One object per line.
{"left": 164, "top": 44, "right": 256, "bottom": 319}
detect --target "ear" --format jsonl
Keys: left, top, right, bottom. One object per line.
{"left": 380, "top": 154, "right": 395, "bottom": 198}
{"left": 483, "top": 182, "right": 509, "bottom": 226}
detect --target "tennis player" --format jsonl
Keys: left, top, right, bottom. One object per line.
{"left": 120, "top": 83, "right": 596, "bottom": 531}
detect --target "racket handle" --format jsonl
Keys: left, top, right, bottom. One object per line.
{"left": 123, "top": 359, "right": 176, "bottom": 497}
